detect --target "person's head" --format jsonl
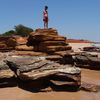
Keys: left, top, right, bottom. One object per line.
{"left": 45, "top": 6, "right": 48, "bottom": 10}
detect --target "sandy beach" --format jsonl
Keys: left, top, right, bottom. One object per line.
{"left": 69, "top": 43, "right": 92, "bottom": 52}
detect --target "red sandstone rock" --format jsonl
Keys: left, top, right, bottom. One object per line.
{"left": 0, "top": 36, "right": 17, "bottom": 50}
{"left": 15, "top": 45, "right": 34, "bottom": 51}
{"left": 27, "top": 28, "right": 72, "bottom": 55}
{"left": 14, "top": 51, "right": 47, "bottom": 56}
{"left": 15, "top": 36, "right": 28, "bottom": 45}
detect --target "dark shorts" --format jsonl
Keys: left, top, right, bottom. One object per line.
{"left": 43, "top": 17, "right": 48, "bottom": 22}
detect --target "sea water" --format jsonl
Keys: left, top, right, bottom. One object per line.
{"left": 92, "top": 43, "right": 100, "bottom": 47}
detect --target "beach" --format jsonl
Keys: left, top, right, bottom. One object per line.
{"left": 0, "top": 0, "right": 100, "bottom": 99}
{"left": 0, "top": 68, "right": 100, "bottom": 100}
{"left": 0, "top": 42, "right": 100, "bottom": 100}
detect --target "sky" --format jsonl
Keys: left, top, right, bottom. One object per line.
{"left": 0, "top": 0, "right": 100, "bottom": 42}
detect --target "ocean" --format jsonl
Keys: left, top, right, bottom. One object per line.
{"left": 92, "top": 43, "right": 100, "bottom": 47}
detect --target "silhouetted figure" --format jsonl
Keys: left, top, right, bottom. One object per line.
{"left": 43, "top": 6, "right": 48, "bottom": 29}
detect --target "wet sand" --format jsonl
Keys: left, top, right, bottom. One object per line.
{"left": 0, "top": 68, "right": 100, "bottom": 100}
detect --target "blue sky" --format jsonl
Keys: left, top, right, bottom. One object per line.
{"left": 0, "top": 0, "right": 100, "bottom": 42}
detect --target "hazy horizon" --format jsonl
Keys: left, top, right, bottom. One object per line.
{"left": 0, "top": 0, "right": 100, "bottom": 42}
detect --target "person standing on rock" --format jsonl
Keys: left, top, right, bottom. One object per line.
{"left": 43, "top": 6, "right": 48, "bottom": 29}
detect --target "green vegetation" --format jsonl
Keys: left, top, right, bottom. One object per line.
{"left": 14, "top": 24, "right": 33, "bottom": 36}
{"left": 2, "top": 30, "right": 15, "bottom": 36}
{"left": 2, "top": 24, "right": 33, "bottom": 37}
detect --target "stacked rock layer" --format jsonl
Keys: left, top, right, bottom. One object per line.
{"left": 0, "top": 36, "right": 17, "bottom": 51}
{"left": 27, "top": 28, "right": 72, "bottom": 55}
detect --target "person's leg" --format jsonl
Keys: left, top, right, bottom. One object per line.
{"left": 46, "top": 22, "right": 48, "bottom": 29}
{"left": 45, "top": 21, "right": 48, "bottom": 29}
{"left": 44, "top": 21, "right": 46, "bottom": 28}
{"left": 44, "top": 18, "right": 48, "bottom": 29}
{"left": 45, "top": 18, "right": 48, "bottom": 29}
{"left": 44, "top": 21, "right": 45, "bottom": 28}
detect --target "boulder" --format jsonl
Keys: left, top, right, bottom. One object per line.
{"left": 74, "top": 53, "right": 100, "bottom": 69}
{"left": 50, "top": 71, "right": 81, "bottom": 91}
{"left": 0, "top": 60, "right": 16, "bottom": 87}
{"left": 5, "top": 56, "right": 81, "bottom": 90}
{"left": 83, "top": 46, "right": 100, "bottom": 52}
{"left": 81, "top": 82, "right": 98, "bottom": 92}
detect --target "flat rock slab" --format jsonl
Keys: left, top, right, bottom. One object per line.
{"left": 74, "top": 53, "right": 100, "bottom": 69}
{"left": 4, "top": 56, "right": 81, "bottom": 91}
{"left": 19, "top": 66, "right": 81, "bottom": 80}
{"left": 5, "top": 56, "right": 81, "bottom": 87}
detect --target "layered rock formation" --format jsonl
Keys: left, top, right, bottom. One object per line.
{"left": 27, "top": 28, "right": 72, "bottom": 55}
{"left": 74, "top": 53, "right": 100, "bottom": 70}
{"left": 5, "top": 56, "right": 81, "bottom": 91}
{"left": 83, "top": 46, "right": 100, "bottom": 52}
{"left": 0, "top": 29, "right": 82, "bottom": 91}
{"left": 0, "top": 29, "right": 73, "bottom": 63}
{"left": 0, "top": 36, "right": 33, "bottom": 52}
{"left": 0, "top": 36, "right": 17, "bottom": 51}
{"left": 25, "top": 28, "right": 74, "bottom": 63}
